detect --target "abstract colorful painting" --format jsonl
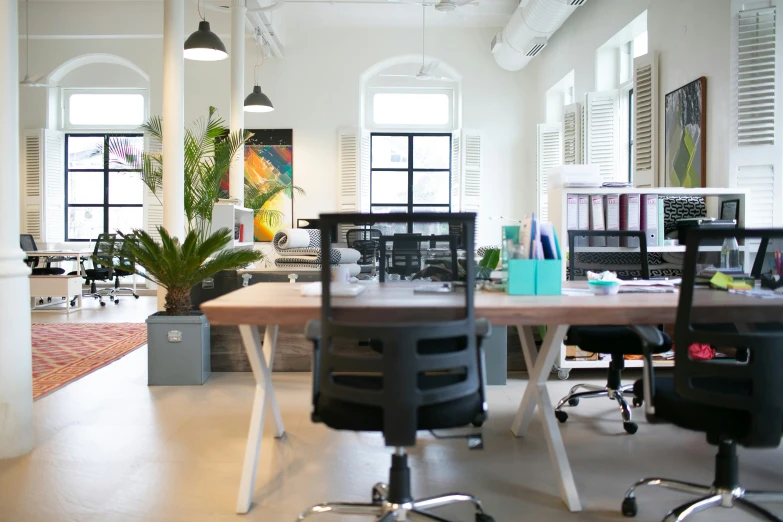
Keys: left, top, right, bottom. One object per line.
{"left": 220, "top": 129, "right": 294, "bottom": 242}
{"left": 665, "top": 77, "right": 707, "bottom": 188}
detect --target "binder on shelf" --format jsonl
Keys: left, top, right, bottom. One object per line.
{"left": 589, "top": 195, "right": 606, "bottom": 247}
{"left": 566, "top": 195, "right": 579, "bottom": 242}
{"left": 575, "top": 195, "right": 590, "bottom": 247}
{"left": 619, "top": 194, "right": 641, "bottom": 248}
{"left": 657, "top": 196, "right": 665, "bottom": 247}
{"left": 640, "top": 194, "right": 659, "bottom": 247}
{"left": 604, "top": 194, "right": 621, "bottom": 247}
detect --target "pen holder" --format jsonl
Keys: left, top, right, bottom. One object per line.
{"left": 507, "top": 259, "right": 562, "bottom": 296}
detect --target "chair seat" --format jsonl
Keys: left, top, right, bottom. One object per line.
{"left": 634, "top": 377, "right": 751, "bottom": 439}
{"left": 31, "top": 267, "right": 65, "bottom": 276}
{"left": 317, "top": 373, "right": 483, "bottom": 432}
{"left": 84, "top": 268, "right": 111, "bottom": 280}
{"left": 568, "top": 326, "right": 673, "bottom": 356}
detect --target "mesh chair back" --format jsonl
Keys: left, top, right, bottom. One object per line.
{"left": 389, "top": 233, "right": 423, "bottom": 278}
{"left": 346, "top": 228, "right": 381, "bottom": 246}
{"left": 568, "top": 230, "right": 649, "bottom": 280}
{"left": 676, "top": 228, "right": 783, "bottom": 447}
{"left": 314, "top": 213, "right": 483, "bottom": 447}
{"left": 114, "top": 235, "right": 136, "bottom": 275}
{"left": 92, "top": 234, "right": 117, "bottom": 272}
{"left": 20, "top": 234, "right": 39, "bottom": 268}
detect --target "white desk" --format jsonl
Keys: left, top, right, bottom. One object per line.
{"left": 29, "top": 275, "right": 83, "bottom": 314}
{"left": 25, "top": 250, "right": 92, "bottom": 277}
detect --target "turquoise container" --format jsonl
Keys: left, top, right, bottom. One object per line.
{"left": 507, "top": 259, "right": 562, "bottom": 296}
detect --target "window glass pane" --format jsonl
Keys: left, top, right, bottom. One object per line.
{"left": 412, "top": 207, "right": 450, "bottom": 235}
{"left": 68, "top": 94, "right": 145, "bottom": 126}
{"left": 371, "top": 135, "right": 408, "bottom": 169}
{"left": 108, "top": 136, "right": 145, "bottom": 169}
{"left": 413, "top": 171, "right": 450, "bottom": 204}
{"left": 68, "top": 171, "right": 104, "bottom": 204}
{"left": 633, "top": 31, "right": 648, "bottom": 58}
{"left": 68, "top": 207, "right": 104, "bottom": 240}
{"left": 373, "top": 93, "right": 450, "bottom": 126}
{"left": 109, "top": 171, "right": 144, "bottom": 204}
{"left": 370, "top": 206, "right": 409, "bottom": 236}
{"left": 372, "top": 171, "right": 409, "bottom": 204}
{"left": 413, "top": 136, "right": 450, "bottom": 169}
{"left": 68, "top": 136, "right": 104, "bottom": 169}
{"left": 109, "top": 207, "right": 144, "bottom": 235}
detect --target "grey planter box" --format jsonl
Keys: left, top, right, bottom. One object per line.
{"left": 146, "top": 312, "right": 211, "bottom": 385}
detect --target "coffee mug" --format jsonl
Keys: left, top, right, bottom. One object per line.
{"left": 330, "top": 265, "right": 351, "bottom": 283}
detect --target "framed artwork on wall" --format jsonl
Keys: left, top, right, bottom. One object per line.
{"left": 220, "top": 129, "right": 294, "bottom": 242}
{"left": 665, "top": 77, "right": 707, "bottom": 188}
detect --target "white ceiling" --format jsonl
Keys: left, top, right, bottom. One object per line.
{"left": 26, "top": 0, "right": 518, "bottom": 30}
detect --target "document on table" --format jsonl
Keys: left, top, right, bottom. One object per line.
{"left": 620, "top": 279, "right": 681, "bottom": 287}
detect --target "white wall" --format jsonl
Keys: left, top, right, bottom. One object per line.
{"left": 523, "top": 0, "right": 731, "bottom": 190}
{"left": 19, "top": 8, "right": 528, "bottom": 246}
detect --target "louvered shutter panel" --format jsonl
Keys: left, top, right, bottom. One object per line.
{"left": 738, "top": 165, "right": 775, "bottom": 227}
{"left": 22, "top": 131, "right": 43, "bottom": 240}
{"left": 537, "top": 123, "right": 563, "bottom": 223}
{"left": 633, "top": 52, "right": 659, "bottom": 188}
{"left": 738, "top": 6, "right": 776, "bottom": 146}
{"left": 144, "top": 134, "right": 164, "bottom": 242}
{"left": 43, "top": 130, "right": 65, "bottom": 243}
{"left": 461, "top": 130, "right": 482, "bottom": 244}
{"left": 451, "top": 130, "right": 461, "bottom": 211}
{"left": 586, "top": 90, "right": 620, "bottom": 183}
{"left": 337, "top": 128, "right": 369, "bottom": 241}
{"left": 580, "top": 103, "right": 587, "bottom": 164}
{"left": 563, "top": 103, "right": 581, "bottom": 165}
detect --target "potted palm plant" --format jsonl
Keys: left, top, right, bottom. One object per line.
{"left": 107, "top": 107, "right": 268, "bottom": 385}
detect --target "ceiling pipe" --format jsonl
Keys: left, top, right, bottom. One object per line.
{"left": 492, "top": 0, "right": 584, "bottom": 71}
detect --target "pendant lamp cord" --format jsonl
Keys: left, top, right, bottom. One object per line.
{"left": 254, "top": 39, "right": 264, "bottom": 87}
{"left": 421, "top": 5, "right": 425, "bottom": 68}
{"left": 198, "top": 0, "right": 205, "bottom": 21}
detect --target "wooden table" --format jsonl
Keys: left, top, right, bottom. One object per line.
{"left": 201, "top": 282, "right": 783, "bottom": 514}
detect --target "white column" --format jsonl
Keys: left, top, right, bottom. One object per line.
{"left": 162, "top": 0, "right": 185, "bottom": 240}
{"left": 229, "top": 0, "right": 246, "bottom": 206}
{"left": 0, "top": 0, "right": 34, "bottom": 459}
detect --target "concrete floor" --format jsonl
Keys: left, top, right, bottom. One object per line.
{"left": 3, "top": 296, "right": 782, "bottom": 521}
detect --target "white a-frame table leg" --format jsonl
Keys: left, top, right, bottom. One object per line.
{"left": 511, "top": 324, "right": 581, "bottom": 512}
{"left": 236, "top": 324, "right": 286, "bottom": 514}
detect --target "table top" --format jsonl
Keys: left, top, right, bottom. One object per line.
{"left": 25, "top": 250, "right": 92, "bottom": 256}
{"left": 200, "top": 282, "right": 783, "bottom": 327}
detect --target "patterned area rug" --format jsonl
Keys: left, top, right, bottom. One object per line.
{"left": 32, "top": 323, "right": 147, "bottom": 400}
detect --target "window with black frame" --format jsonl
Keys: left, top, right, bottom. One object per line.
{"left": 65, "top": 134, "right": 145, "bottom": 241}
{"left": 370, "top": 133, "right": 451, "bottom": 236}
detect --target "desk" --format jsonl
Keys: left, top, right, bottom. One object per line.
{"left": 25, "top": 250, "right": 92, "bottom": 277}
{"left": 200, "top": 282, "right": 783, "bottom": 514}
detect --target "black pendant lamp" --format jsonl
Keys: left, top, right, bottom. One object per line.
{"left": 184, "top": 1, "right": 228, "bottom": 61}
{"left": 244, "top": 42, "right": 274, "bottom": 113}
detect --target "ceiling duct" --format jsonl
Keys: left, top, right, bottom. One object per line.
{"left": 492, "top": 0, "right": 586, "bottom": 71}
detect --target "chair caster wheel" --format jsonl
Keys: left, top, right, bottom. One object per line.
{"left": 134, "top": 295, "right": 139, "bottom": 299}
{"left": 114, "top": 300, "right": 120, "bottom": 304}
{"left": 621, "top": 497, "right": 637, "bottom": 517}
{"left": 100, "top": 301, "right": 106, "bottom": 307}
{"left": 38, "top": 299, "right": 44, "bottom": 305}
{"left": 568, "top": 397, "right": 580, "bottom": 407}
{"left": 555, "top": 410, "right": 568, "bottom": 423}
{"left": 47, "top": 297, "right": 52, "bottom": 303}
{"left": 371, "top": 483, "right": 386, "bottom": 505}
{"left": 476, "top": 514, "right": 495, "bottom": 522}
{"left": 557, "top": 369, "right": 570, "bottom": 380}
{"left": 633, "top": 398, "right": 643, "bottom": 407}
{"left": 623, "top": 422, "right": 638, "bottom": 434}
{"left": 70, "top": 300, "right": 77, "bottom": 307}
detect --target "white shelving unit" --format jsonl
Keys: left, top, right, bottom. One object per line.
{"left": 548, "top": 187, "right": 750, "bottom": 379}
{"left": 211, "top": 200, "right": 256, "bottom": 250}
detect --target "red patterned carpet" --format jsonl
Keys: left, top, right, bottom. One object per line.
{"left": 31, "top": 323, "right": 147, "bottom": 400}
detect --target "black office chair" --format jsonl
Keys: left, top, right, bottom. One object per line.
{"left": 111, "top": 235, "right": 140, "bottom": 301}
{"left": 300, "top": 212, "right": 495, "bottom": 522}
{"left": 555, "top": 230, "right": 673, "bottom": 434}
{"left": 84, "top": 233, "right": 117, "bottom": 306}
{"left": 347, "top": 228, "right": 382, "bottom": 269}
{"left": 20, "top": 234, "right": 65, "bottom": 275}
{"left": 623, "top": 228, "right": 783, "bottom": 521}
{"left": 388, "top": 233, "right": 423, "bottom": 278}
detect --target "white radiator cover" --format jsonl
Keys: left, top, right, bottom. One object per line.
{"left": 493, "top": 0, "right": 583, "bottom": 71}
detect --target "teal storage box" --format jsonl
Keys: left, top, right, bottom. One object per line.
{"left": 507, "top": 259, "right": 562, "bottom": 296}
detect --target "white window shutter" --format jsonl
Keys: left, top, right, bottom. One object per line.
{"left": 22, "top": 130, "right": 43, "bottom": 241}
{"left": 144, "top": 133, "right": 164, "bottom": 242}
{"left": 580, "top": 103, "right": 587, "bottom": 164}
{"left": 737, "top": 6, "right": 776, "bottom": 147}
{"left": 563, "top": 103, "right": 581, "bottom": 166}
{"left": 451, "top": 130, "right": 461, "bottom": 211}
{"left": 360, "top": 131, "right": 371, "bottom": 213}
{"left": 337, "top": 128, "right": 360, "bottom": 212}
{"left": 537, "top": 123, "right": 563, "bottom": 223}
{"left": 586, "top": 90, "right": 620, "bottom": 183}
{"left": 460, "top": 130, "right": 482, "bottom": 244}
{"left": 738, "top": 165, "right": 775, "bottom": 227}
{"left": 633, "top": 52, "right": 659, "bottom": 188}
{"left": 21, "top": 129, "right": 64, "bottom": 244}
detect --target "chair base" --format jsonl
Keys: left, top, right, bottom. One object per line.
{"left": 297, "top": 450, "right": 493, "bottom": 522}
{"left": 622, "top": 441, "right": 783, "bottom": 521}
{"left": 554, "top": 382, "right": 640, "bottom": 434}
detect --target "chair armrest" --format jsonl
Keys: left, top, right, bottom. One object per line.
{"left": 305, "top": 320, "right": 321, "bottom": 341}
{"left": 627, "top": 325, "right": 660, "bottom": 418}
{"left": 476, "top": 318, "right": 492, "bottom": 340}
